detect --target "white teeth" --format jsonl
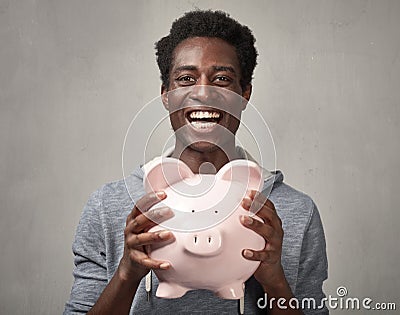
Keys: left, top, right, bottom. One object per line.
{"left": 190, "top": 121, "right": 217, "bottom": 129}
{"left": 189, "top": 111, "right": 220, "bottom": 119}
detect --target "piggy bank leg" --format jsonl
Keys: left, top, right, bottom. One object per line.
{"left": 216, "top": 282, "right": 244, "bottom": 299}
{"left": 156, "top": 282, "right": 190, "bottom": 298}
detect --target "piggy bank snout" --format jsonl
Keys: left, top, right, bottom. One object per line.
{"left": 183, "top": 230, "right": 222, "bottom": 256}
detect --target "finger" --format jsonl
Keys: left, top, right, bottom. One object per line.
{"left": 129, "top": 249, "right": 171, "bottom": 270}
{"left": 242, "top": 194, "right": 274, "bottom": 213}
{"left": 242, "top": 197, "right": 264, "bottom": 214}
{"left": 240, "top": 215, "right": 275, "bottom": 242}
{"left": 130, "top": 191, "right": 167, "bottom": 220}
{"left": 255, "top": 206, "right": 282, "bottom": 231}
{"left": 242, "top": 198, "right": 282, "bottom": 231}
{"left": 126, "top": 207, "right": 174, "bottom": 233}
{"left": 126, "top": 230, "right": 174, "bottom": 247}
{"left": 246, "top": 190, "right": 275, "bottom": 211}
{"left": 242, "top": 248, "right": 278, "bottom": 264}
{"left": 255, "top": 195, "right": 275, "bottom": 213}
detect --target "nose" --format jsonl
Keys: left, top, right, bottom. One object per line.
{"left": 183, "top": 229, "right": 222, "bottom": 257}
{"left": 189, "top": 84, "right": 211, "bottom": 104}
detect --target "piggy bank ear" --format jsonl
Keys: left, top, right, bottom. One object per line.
{"left": 216, "top": 159, "right": 263, "bottom": 191}
{"left": 143, "top": 157, "right": 194, "bottom": 193}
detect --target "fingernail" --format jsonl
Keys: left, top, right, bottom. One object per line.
{"left": 241, "top": 215, "right": 253, "bottom": 225}
{"left": 152, "top": 207, "right": 172, "bottom": 219}
{"left": 156, "top": 191, "right": 166, "bottom": 199}
{"left": 158, "top": 231, "right": 171, "bottom": 239}
{"left": 242, "top": 197, "right": 252, "bottom": 209}
{"left": 247, "top": 190, "right": 256, "bottom": 198}
{"left": 244, "top": 216, "right": 253, "bottom": 225}
{"left": 243, "top": 249, "right": 253, "bottom": 258}
{"left": 160, "top": 262, "right": 170, "bottom": 269}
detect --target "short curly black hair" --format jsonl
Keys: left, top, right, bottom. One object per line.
{"left": 155, "top": 10, "right": 258, "bottom": 90}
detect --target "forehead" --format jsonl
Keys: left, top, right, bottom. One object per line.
{"left": 171, "top": 37, "right": 240, "bottom": 70}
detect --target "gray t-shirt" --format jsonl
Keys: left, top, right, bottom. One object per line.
{"left": 64, "top": 167, "right": 328, "bottom": 314}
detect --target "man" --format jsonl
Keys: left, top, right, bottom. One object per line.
{"left": 64, "top": 10, "right": 328, "bottom": 314}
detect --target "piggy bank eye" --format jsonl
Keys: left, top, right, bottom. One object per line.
{"left": 214, "top": 210, "right": 218, "bottom": 214}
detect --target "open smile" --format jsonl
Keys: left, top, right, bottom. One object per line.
{"left": 186, "top": 109, "right": 223, "bottom": 130}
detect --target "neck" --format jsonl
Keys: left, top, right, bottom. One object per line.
{"left": 171, "top": 141, "right": 240, "bottom": 174}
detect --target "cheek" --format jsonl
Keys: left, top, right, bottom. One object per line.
{"left": 231, "top": 117, "right": 241, "bottom": 132}
{"left": 169, "top": 110, "right": 185, "bottom": 128}
{"left": 165, "top": 88, "right": 190, "bottom": 112}
{"left": 224, "top": 114, "right": 241, "bottom": 133}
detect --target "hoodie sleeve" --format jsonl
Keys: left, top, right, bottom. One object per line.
{"left": 63, "top": 188, "right": 108, "bottom": 314}
{"left": 294, "top": 203, "right": 329, "bottom": 314}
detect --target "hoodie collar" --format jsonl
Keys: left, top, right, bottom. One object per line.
{"left": 141, "top": 146, "right": 274, "bottom": 180}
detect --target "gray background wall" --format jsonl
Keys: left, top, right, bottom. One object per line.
{"left": 1, "top": 0, "right": 399, "bottom": 314}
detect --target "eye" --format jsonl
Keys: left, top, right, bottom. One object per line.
{"left": 176, "top": 75, "right": 196, "bottom": 86}
{"left": 213, "top": 75, "right": 232, "bottom": 86}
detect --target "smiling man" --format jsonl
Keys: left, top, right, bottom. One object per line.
{"left": 64, "top": 10, "right": 328, "bottom": 315}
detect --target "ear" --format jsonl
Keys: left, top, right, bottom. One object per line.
{"left": 161, "top": 85, "right": 169, "bottom": 110}
{"left": 143, "top": 157, "right": 194, "bottom": 193}
{"left": 240, "top": 84, "right": 252, "bottom": 110}
{"left": 216, "top": 159, "right": 262, "bottom": 192}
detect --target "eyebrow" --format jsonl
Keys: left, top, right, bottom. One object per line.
{"left": 212, "top": 65, "right": 236, "bottom": 74}
{"left": 173, "top": 65, "right": 197, "bottom": 73}
{"left": 172, "top": 65, "right": 237, "bottom": 74}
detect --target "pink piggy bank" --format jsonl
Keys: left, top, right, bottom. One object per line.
{"left": 143, "top": 157, "right": 266, "bottom": 299}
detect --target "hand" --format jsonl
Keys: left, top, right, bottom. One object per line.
{"left": 240, "top": 190, "right": 287, "bottom": 292}
{"left": 118, "top": 191, "right": 174, "bottom": 283}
